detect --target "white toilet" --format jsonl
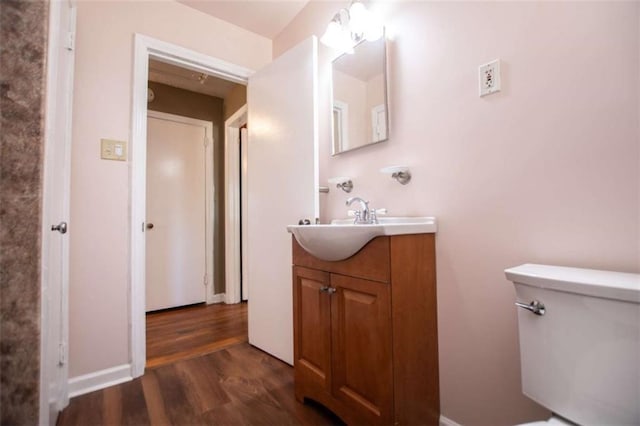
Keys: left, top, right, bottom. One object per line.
{"left": 505, "top": 264, "right": 640, "bottom": 425}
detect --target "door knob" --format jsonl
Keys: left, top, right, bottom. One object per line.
{"left": 146, "top": 223, "right": 154, "bottom": 230}
{"left": 51, "top": 222, "right": 68, "bottom": 234}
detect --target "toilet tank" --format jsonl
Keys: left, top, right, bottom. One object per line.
{"left": 505, "top": 264, "right": 640, "bottom": 426}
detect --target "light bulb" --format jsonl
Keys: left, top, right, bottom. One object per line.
{"left": 348, "top": 2, "right": 368, "bottom": 35}
{"left": 364, "top": 15, "right": 383, "bottom": 41}
{"left": 320, "top": 20, "right": 343, "bottom": 50}
{"left": 362, "top": 11, "right": 384, "bottom": 41}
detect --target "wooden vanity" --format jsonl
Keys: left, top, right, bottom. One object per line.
{"left": 292, "top": 233, "right": 439, "bottom": 425}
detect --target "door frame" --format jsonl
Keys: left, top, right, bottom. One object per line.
{"left": 240, "top": 126, "right": 249, "bottom": 302}
{"left": 130, "top": 34, "right": 253, "bottom": 377}
{"left": 146, "top": 110, "right": 215, "bottom": 307}
{"left": 224, "top": 105, "right": 248, "bottom": 304}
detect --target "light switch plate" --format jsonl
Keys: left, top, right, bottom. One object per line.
{"left": 101, "top": 139, "right": 127, "bottom": 161}
{"left": 479, "top": 59, "right": 501, "bottom": 97}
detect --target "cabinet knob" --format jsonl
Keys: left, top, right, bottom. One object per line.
{"left": 320, "top": 286, "right": 337, "bottom": 294}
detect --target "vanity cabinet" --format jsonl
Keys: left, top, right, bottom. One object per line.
{"left": 292, "top": 234, "right": 439, "bottom": 425}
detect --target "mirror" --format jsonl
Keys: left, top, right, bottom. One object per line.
{"left": 331, "top": 37, "right": 388, "bottom": 155}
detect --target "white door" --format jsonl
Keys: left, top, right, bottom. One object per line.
{"left": 247, "top": 36, "right": 319, "bottom": 364}
{"left": 41, "top": 0, "right": 76, "bottom": 422}
{"left": 145, "top": 113, "right": 212, "bottom": 312}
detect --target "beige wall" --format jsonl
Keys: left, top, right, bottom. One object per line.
{"left": 366, "top": 73, "right": 384, "bottom": 111}
{"left": 223, "top": 84, "right": 247, "bottom": 120}
{"left": 147, "top": 82, "right": 226, "bottom": 295}
{"left": 69, "top": 0, "right": 271, "bottom": 378}
{"left": 275, "top": 2, "right": 640, "bottom": 425}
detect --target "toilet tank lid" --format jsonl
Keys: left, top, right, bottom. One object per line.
{"left": 505, "top": 264, "right": 640, "bottom": 303}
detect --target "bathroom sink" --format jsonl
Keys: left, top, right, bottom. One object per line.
{"left": 287, "top": 217, "right": 437, "bottom": 261}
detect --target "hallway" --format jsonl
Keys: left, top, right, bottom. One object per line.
{"left": 146, "top": 303, "right": 248, "bottom": 369}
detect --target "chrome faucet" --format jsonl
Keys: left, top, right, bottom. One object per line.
{"left": 346, "top": 197, "right": 372, "bottom": 224}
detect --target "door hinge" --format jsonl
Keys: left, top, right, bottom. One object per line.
{"left": 204, "top": 137, "right": 212, "bottom": 148}
{"left": 203, "top": 274, "right": 208, "bottom": 286}
{"left": 58, "top": 342, "right": 66, "bottom": 366}
{"left": 65, "top": 31, "right": 75, "bottom": 51}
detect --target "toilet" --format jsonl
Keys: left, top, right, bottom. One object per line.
{"left": 505, "top": 264, "right": 640, "bottom": 425}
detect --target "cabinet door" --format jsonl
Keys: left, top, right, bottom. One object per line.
{"left": 330, "top": 274, "right": 393, "bottom": 425}
{"left": 293, "top": 266, "right": 332, "bottom": 394}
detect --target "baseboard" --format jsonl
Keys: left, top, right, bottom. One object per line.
{"left": 440, "top": 414, "right": 463, "bottom": 426}
{"left": 209, "top": 293, "right": 225, "bottom": 304}
{"left": 68, "top": 364, "right": 132, "bottom": 398}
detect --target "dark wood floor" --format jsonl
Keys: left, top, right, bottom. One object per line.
{"left": 57, "top": 343, "right": 343, "bottom": 425}
{"left": 146, "top": 303, "right": 248, "bottom": 369}
{"left": 58, "top": 303, "right": 344, "bottom": 425}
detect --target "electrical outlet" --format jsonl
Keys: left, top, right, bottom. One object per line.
{"left": 479, "top": 59, "right": 501, "bottom": 97}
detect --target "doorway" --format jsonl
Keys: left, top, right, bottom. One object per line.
{"left": 224, "top": 106, "right": 248, "bottom": 305}
{"left": 144, "top": 61, "right": 248, "bottom": 366}
{"left": 131, "top": 35, "right": 253, "bottom": 376}
{"left": 132, "top": 34, "right": 319, "bottom": 376}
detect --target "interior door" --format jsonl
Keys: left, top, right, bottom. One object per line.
{"left": 146, "top": 113, "right": 208, "bottom": 311}
{"left": 247, "top": 36, "right": 319, "bottom": 364}
{"left": 41, "top": 0, "right": 76, "bottom": 422}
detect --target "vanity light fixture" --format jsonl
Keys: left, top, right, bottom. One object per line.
{"left": 380, "top": 165, "right": 411, "bottom": 185}
{"left": 320, "top": 1, "right": 383, "bottom": 54}
{"left": 328, "top": 176, "right": 354, "bottom": 193}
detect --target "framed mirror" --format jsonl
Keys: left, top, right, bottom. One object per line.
{"left": 331, "top": 36, "right": 388, "bottom": 155}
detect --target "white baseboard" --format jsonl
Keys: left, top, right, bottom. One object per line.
{"left": 440, "top": 415, "right": 463, "bottom": 426}
{"left": 68, "top": 364, "right": 132, "bottom": 398}
{"left": 209, "top": 293, "right": 225, "bottom": 304}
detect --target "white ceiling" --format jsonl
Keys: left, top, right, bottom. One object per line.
{"left": 177, "top": 0, "right": 310, "bottom": 39}
{"left": 150, "top": 1, "right": 313, "bottom": 96}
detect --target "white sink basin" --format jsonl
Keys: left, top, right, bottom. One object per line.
{"left": 287, "top": 217, "right": 437, "bottom": 261}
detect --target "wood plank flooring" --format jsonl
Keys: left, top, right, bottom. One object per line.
{"left": 58, "top": 303, "right": 344, "bottom": 425}
{"left": 146, "top": 303, "right": 248, "bottom": 369}
{"left": 57, "top": 343, "right": 344, "bottom": 426}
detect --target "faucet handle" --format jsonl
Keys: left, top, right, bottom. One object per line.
{"left": 352, "top": 211, "right": 362, "bottom": 224}
{"left": 347, "top": 209, "right": 358, "bottom": 217}
{"left": 369, "top": 208, "right": 387, "bottom": 224}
